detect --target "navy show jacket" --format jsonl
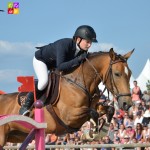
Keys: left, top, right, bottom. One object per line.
{"left": 35, "top": 38, "right": 85, "bottom": 72}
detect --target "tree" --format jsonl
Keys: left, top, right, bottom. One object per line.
{"left": 146, "top": 80, "right": 150, "bottom": 91}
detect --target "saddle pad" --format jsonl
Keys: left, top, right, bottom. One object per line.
{"left": 18, "top": 92, "right": 28, "bottom": 106}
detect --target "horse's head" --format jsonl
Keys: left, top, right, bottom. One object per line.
{"left": 103, "top": 48, "right": 134, "bottom": 111}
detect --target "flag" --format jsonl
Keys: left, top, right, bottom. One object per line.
{"left": 17, "top": 76, "right": 35, "bottom": 92}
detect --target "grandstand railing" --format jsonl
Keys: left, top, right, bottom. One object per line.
{"left": 3, "top": 143, "right": 150, "bottom": 150}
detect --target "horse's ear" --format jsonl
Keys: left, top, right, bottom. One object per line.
{"left": 109, "top": 48, "right": 116, "bottom": 61}
{"left": 123, "top": 49, "right": 134, "bottom": 60}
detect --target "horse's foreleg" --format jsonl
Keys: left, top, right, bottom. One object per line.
{"left": 89, "top": 108, "right": 99, "bottom": 124}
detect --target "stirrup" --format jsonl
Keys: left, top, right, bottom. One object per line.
{"left": 19, "top": 107, "right": 30, "bottom": 116}
{"left": 22, "top": 110, "right": 30, "bottom": 116}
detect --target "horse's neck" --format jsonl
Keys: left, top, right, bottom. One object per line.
{"left": 84, "top": 55, "right": 110, "bottom": 89}
{"left": 67, "top": 54, "right": 110, "bottom": 94}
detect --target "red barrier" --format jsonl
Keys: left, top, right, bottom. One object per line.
{"left": 0, "top": 90, "right": 6, "bottom": 94}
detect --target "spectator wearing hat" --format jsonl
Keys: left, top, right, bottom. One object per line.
{"left": 122, "top": 135, "right": 134, "bottom": 150}
{"left": 125, "top": 124, "right": 135, "bottom": 141}
{"left": 123, "top": 135, "right": 131, "bottom": 144}
{"left": 134, "top": 111, "right": 143, "bottom": 127}
{"left": 142, "top": 109, "right": 150, "bottom": 125}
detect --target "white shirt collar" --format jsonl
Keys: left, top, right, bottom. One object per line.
{"left": 75, "top": 44, "right": 81, "bottom": 56}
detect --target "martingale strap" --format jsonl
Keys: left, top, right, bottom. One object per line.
{"left": 46, "top": 104, "right": 79, "bottom": 134}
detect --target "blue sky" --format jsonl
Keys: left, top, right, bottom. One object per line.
{"left": 0, "top": 0, "right": 150, "bottom": 93}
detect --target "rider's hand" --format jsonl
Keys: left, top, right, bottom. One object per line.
{"left": 78, "top": 52, "right": 88, "bottom": 62}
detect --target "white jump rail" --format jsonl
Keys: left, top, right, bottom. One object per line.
{"left": 0, "top": 115, "right": 47, "bottom": 129}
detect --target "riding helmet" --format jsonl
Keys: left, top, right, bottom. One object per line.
{"left": 74, "top": 25, "right": 98, "bottom": 42}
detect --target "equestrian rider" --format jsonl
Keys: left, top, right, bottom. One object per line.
{"left": 19, "top": 25, "right": 98, "bottom": 115}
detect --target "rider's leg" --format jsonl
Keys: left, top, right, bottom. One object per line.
{"left": 33, "top": 56, "right": 49, "bottom": 91}
{"left": 19, "top": 57, "right": 49, "bottom": 115}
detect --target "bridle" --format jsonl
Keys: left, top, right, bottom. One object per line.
{"left": 62, "top": 53, "right": 131, "bottom": 105}
{"left": 85, "top": 55, "right": 131, "bottom": 101}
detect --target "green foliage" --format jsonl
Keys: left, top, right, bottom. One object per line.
{"left": 146, "top": 80, "right": 150, "bottom": 91}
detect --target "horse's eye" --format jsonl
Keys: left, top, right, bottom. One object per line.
{"left": 115, "top": 72, "right": 121, "bottom": 77}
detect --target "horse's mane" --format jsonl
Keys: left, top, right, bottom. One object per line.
{"left": 88, "top": 51, "right": 108, "bottom": 56}
{"left": 63, "top": 50, "right": 126, "bottom": 75}
{"left": 88, "top": 51, "right": 126, "bottom": 61}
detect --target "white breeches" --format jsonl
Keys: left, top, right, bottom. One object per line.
{"left": 33, "top": 56, "right": 48, "bottom": 91}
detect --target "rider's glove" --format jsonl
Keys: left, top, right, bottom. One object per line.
{"left": 78, "top": 52, "right": 88, "bottom": 63}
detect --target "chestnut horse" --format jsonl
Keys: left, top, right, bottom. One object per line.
{"left": 0, "top": 48, "right": 134, "bottom": 147}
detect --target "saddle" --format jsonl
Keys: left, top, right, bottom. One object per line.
{"left": 18, "top": 70, "right": 61, "bottom": 107}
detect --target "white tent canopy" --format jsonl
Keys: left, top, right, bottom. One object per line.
{"left": 136, "top": 59, "right": 150, "bottom": 92}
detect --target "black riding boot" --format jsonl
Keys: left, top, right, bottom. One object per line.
{"left": 19, "top": 80, "right": 45, "bottom": 116}
{"left": 19, "top": 92, "right": 34, "bottom": 116}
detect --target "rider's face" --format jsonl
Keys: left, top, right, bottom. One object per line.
{"left": 77, "top": 38, "right": 92, "bottom": 51}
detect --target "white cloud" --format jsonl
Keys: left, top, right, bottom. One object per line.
{"left": 0, "top": 69, "right": 27, "bottom": 83}
{"left": 89, "top": 43, "right": 118, "bottom": 52}
{"left": 89, "top": 42, "right": 130, "bottom": 55}
{"left": 0, "top": 69, "right": 35, "bottom": 92}
{"left": 0, "top": 40, "right": 127, "bottom": 56}
{"left": 0, "top": 40, "right": 45, "bottom": 56}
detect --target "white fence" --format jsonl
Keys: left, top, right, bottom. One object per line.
{"left": 3, "top": 143, "right": 150, "bottom": 150}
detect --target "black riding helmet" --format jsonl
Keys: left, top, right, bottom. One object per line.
{"left": 73, "top": 25, "right": 98, "bottom": 42}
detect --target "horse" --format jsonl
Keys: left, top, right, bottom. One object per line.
{"left": 0, "top": 48, "right": 134, "bottom": 147}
